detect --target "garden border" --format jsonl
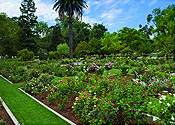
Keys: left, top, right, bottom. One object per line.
{"left": 18, "top": 88, "right": 76, "bottom": 125}
{"left": 0, "top": 75, "right": 13, "bottom": 84}
{"left": 0, "top": 97, "right": 20, "bottom": 125}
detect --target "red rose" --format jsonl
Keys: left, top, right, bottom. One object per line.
{"left": 154, "top": 90, "right": 157, "bottom": 93}
{"left": 111, "top": 93, "right": 113, "bottom": 95}
{"left": 104, "top": 94, "right": 107, "bottom": 97}
{"left": 138, "top": 84, "right": 141, "bottom": 86}
{"left": 138, "top": 80, "right": 140, "bottom": 82}
{"left": 132, "top": 83, "right": 136, "bottom": 85}
{"left": 113, "top": 104, "right": 116, "bottom": 107}
{"left": 101, "top": 116, "right": 104, "bottom": 119}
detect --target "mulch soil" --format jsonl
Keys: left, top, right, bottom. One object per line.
{"left": 0, "top": 106, "right": 14, "bottom": 125}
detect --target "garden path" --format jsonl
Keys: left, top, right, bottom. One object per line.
{"left": 0, "top": 77, "right": 69, "bottom": 125}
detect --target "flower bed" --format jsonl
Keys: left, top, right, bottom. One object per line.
{"left": 0, "top": 105, "right": 13, "bottom": 125}
{"left": 21, "top": 73, "right": 175, "bottom": 125}
{"left": 0, "top": 97, "right": 18, "bottom": 125}
{"left": 0, "top": 59, "right": 174, "bottom": 124}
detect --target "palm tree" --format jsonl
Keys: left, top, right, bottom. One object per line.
{"left": 53, "top": 0, "right": 88, "bottom": 59}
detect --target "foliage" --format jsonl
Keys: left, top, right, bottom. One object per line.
{"left": 57, "top": 43, "right": 69, "bottom": 58}
{"left": 1, "top": 57, "right": 175, "bottom": 124}
{"left": 17, "top": 49, "right": 34, "bottom": 61}
{"left": 90, "top": 23, "right": 107, "bottom": 39}
{"left": 23, "top": 74, "right": 54, "bottom": 94}
{"left": 0, "top": 13, "right": 21, "bottom": 57}
{"left": 149, "top": 4, "right": 175, "bottom": 61}
{"left": 74, "top": 41, "right": 90, "bottom": 56}
{"left": 147, "top": 93, "right": 175, "bottom": 124}
{"left": 88, "top": 37, "right": 101, "bottom": 55}
{"left": 138, "top": 67, "right": 174, "bottom": 93}
{"left": 73, "top": 75, "right": 151, "bottom": 124}
{"left": 18, "top": 0, "right": 38, "bottom": 53}
{"left": 100, "top": 32, "right": 122, "bottom": 54}
{"left": 104, "top": 62, "right": 113, "bottom": 71}
{"left": 117, "top": 27, "right": 153, "bottom": 54}
{"left": 50, "top": 24, "right": 65, "bottom": 51}
{"left": 119, "top": 64, "right": 130, "bottom": 75}
{"left": 49, "top": 51, "right": 58, "bottom": 60}
{"left": 37, "top": 48, "right": 49, "bottom": 60}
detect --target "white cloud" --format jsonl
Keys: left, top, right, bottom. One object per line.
{"left": 121, "top": 0, "right": 130, "bottom": 4}
{"left": 84, "top": 0, "right": 91, "bottom": 14}
{"left": 82, "top": 16, "right": 102, "bottom": 26}
{"left": 104, "top": 0, "right": 116, "bottom": 4}
{"left": 0, "top": 0, "right": 21, "bottom": 17}
{"left": 148, "top": 0, "right": 157, "bottom": 6}
{"left": 140, "top": 0, "right": 145, "bottom": 3}
{"left": 0, "top": 0, "right": 58, "bottom": 26}
{"left": 93, "top": 1, "right": 99, "bottom": 4}
{"left": 100, "top": 9, "right": 123, "bottom": 20}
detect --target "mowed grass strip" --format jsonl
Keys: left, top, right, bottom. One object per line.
{"left": 0, "top": 77, "right": 69, "bottom": 125}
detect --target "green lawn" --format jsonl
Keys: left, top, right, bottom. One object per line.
{"left": 103, "top": 67, "right": 138, "bottom": 76}
{"left": 0, "top": 77, "right": 69, "bottom": 125}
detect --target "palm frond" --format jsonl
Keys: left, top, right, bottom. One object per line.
{"left": 53, "top": 0, "right": 87, "bottom": 20}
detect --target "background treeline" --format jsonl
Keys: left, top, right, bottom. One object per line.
{"left": 0, "top": 1, "right": 174, "bottom": 61}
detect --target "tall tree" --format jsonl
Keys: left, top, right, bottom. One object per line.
{"left": 56, "top": 16, "right": 91, "bottom": 51}
{"left": 149, "top": 4, "right": 175, "bottom": 61}
{"left": 18, "top": 0, "right": 38, "bottom": 52}
{"left": 34, "top": 21, "right": 52, "bottom": 51}
{"left": 117, "top": 27, "right": 153, "bottom": 54}
{"left": 90, "top": 23, "right": 107, "bottom": 40}
{"left": 0, "top": 13, "right": 21, "bottom": 57}
{"left": 53, "top": 0, "right": 88, "bottom": 59}
{"left": 100, "top": 32, "right": 122, "bottom": 54}
{"left": 50, "top": 24, "right": 65, "bottom": 51}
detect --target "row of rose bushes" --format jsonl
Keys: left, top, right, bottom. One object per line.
{"left": 1, "top": 57, "right": 174, "bottom": 84}
{"left": 21, "top": 67, "right": 174, "bottom": 125}
{"left": 0, "top": 59, "right": 123, "bottom": 83}
{"left": 1, "top": 57, "right": 174, "bottom": 74}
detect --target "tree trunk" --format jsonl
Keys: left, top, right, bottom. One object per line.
{"left": 69, "top": 14, "right": 73, "bottom": 59}
{"left": 173, "top": 49, "right": 175, "bottom": 62}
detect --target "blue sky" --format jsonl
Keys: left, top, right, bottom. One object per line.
{"left": 0, "top": 0, "right": 174, "bottom": 33}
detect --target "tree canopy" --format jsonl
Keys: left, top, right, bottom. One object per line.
{"left": 149, "top": 4, "right": 175, "bottom": 60}
{"left": 0, "top": 3, "right": 175, "bottom": 60}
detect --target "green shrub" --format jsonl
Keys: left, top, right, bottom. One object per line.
{"left": 119, "top": 64, "right": 129, "bottom": 75}
{"left": 17, "top": 49, "right": 33, "bottom": 61}
{"left": 57, "top": 43, "right": 69, "bottom": 58}
{"left": 37, "top": 48, "right": 49, "bottom": 60}
{"left": 74, "top": 41, "right": 90, "bottom": 57}
{"left": 49, "top": 51, "right": 58, "bottom": 60}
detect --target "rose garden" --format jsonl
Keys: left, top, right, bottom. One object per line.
{"left": 0, "top": 0, "right": 175, "bottom": 124}
{"left": 0, "top": 55, "right": 174, "bottom": 124}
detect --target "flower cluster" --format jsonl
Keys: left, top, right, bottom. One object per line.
{"left": 104, "top": 62, "right": 114, "bottom": 70}
{"left": 147, "top": 92, "right": 175, "bottom": 124}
